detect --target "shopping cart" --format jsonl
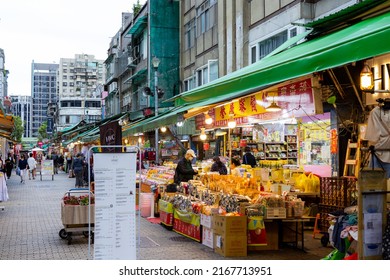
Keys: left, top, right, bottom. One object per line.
{"left": 58, "top": 188, "right": 94, "bottom": 245}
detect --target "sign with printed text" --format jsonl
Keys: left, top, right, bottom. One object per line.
{"left": 93, "top": 152, "right": 137, "bottom": 260}
{"left": 41, "top": 160, "right": 54, "bottom": 175}
{"left": 196, "top": 78, "right": 316, "bottom": 129}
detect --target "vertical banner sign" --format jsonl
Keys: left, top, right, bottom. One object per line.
{"left": 99, "top": 121, "right": 122, "bottom": 153}
{"left": 46, "top": 117, "right": 54, "bottom": 134}
{"left": 93, "top": 153, "right": 137, "bottom": 260}
{"left": 330, "top": 129, "right": 338, "bottom": 154}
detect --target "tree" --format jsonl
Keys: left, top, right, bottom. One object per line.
{"left": 38, "top": 121, "right": 48, "bottom": 141}
{"left": 133, "top": 0, "right": 142, "bottom": 16}
{"left": 11, "top": 115, "right": 24, "bottom": 143}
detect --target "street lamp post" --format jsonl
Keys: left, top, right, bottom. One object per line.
{"left": 152, "top": 57, "right": 160, "bottom": 165}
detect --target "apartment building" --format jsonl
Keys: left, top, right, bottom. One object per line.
{"left": 31, "top": 61, "right": 59, "bottom": 137}
{"left": 10, "top": 95, "right": 33, "bottom": 138}
{"left": 56, "top": 54, "right": 105, "bottom": 132}
{"left": 104, "top": 2, "right": 180, "bottom": 121}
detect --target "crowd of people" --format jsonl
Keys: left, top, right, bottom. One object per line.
{"left": 0, "top": 150, "right": 92, "bottom": 189}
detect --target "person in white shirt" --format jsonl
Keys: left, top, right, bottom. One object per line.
{"left": 365, "top": 99, "right": 390, "bottom": 177}
{"left": 230, "top": 157, "right": 243, "bottom": 177}
{"left": 27, "top": 153, "right": 37, "bottom": 180}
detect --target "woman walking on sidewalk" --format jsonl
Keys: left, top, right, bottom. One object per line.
{"left": 18, "top": 154, "right": 28, "bottom": 183}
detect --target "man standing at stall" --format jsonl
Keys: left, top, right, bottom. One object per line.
{"left": 174, "top": 149, "right": 198, "bottom": 185}
{"left": 242, "top": 146, "right": 257, "bottom": 167}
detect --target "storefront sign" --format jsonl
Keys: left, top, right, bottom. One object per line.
{"left": 365, "top": 54, "right": 390, "bottom": 105}
{"left": 198, "top": 78, "right": 315, "bottom": 129}
{"left": 99, "top": 120, "right": 122, "bottom": 152}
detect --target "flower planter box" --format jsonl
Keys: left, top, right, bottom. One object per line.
{"left": 61, "top": 202, "right": 95, "bottom": 226}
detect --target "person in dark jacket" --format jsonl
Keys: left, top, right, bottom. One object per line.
{"left": 174, "top": 149, "right": 198, "bottom": 185}
{"left": 72, "top": 153, "right": 85, "bottom": 188}
{"left": 210, "top": 156, "right": 228, "bottom": 175}
{"left": 242, "top": 146, "right": 257, "bottom": 167}
{"left": 18, "top": 154, "right": 28, "bottom": 183}
{"left": 5, "top": 154, "right": 14, "bottom": 179}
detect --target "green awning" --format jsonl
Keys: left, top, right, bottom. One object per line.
{"left": 122, "top": 100, "right": 219, "bottom": 136}
{"left": 174, "top": 10, "right": 390, "bottom": 106}
{"left": 122, "top": 105, "right": 192, "bottom": 136}
{"left": 127, "top": 15, "right": 147, "bottom": 37}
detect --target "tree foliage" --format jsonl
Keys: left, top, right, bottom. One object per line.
{"left": 133, "top": 0, "right": 142, "bottom": 16}
{"left": 38, "top": 121, "right": 48, "bottom": 141}
{"left": 11, "top": 115, "right": 24, "bottom": 143}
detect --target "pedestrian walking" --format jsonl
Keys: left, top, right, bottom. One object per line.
{"left": 18, "top": 154, "right": 28, "bottom": 183}
{"left": 5, "top": 154, "right": 14, "bottom": 179}
{"left": 27, "top": 153, "right": 37, "bottom": 180}
{"left": 71, "top": 153, "right": 85, "bottom": 188}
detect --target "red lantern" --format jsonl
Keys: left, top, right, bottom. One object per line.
{"left": 203, "top": 142, "right": 210, "bottom": 151}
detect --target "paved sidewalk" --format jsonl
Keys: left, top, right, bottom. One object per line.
{"left": 0, "top": 170, "right": 332, "bottom": 260}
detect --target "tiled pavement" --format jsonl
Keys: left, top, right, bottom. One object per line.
{"left": 0, "top": 170, "right": 333, "bottom": 260}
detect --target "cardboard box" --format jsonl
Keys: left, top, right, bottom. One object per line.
{"left": 201, "top": 214, "right": 213, "bottom": 228}
{"left": 212, "top": 215, "right": 247, "bottom": 236}
{"left": 61, "top": 203, "right": 95, "bottom": 225}
{"left": 213, "top": 233, "right": 247, "bottom": 257}
{"left": 202, "top": 226, "right": 214, "bottom": 249}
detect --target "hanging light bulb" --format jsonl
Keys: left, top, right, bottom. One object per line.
{"left": 265, "top": 95, "right": 282, "bottom": 112}
{"left": 200, "top": 127, "right": 207, "bottom": 141}
{"left": 227, "top": 115, "right": 236, "bottom": 128}
{"left": 176, "top": 121, "right": 184, "bottom": 127}
{"left": 360, "top": 63, "right": 374, "bottom": 90}
{"left": 161, "top": 126, "right": 167, "bottom": 133}
{"left": 204, "top": 112, "right": 213, "bottom": 125}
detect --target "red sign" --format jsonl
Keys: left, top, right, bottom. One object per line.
{"left": 160, "top": 210, "right": 173, "bottom": 227}
{"left": 330, "top": 129, "right": 338, "bottom": 154}
{"left": 173, "top": 218, "right": 201, "bottom": 242}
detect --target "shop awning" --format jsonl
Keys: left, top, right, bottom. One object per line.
{"left": 0, "top": 109, "right": 14, "bottom": 140}
{"left": 126, "top": 15, "right": 148, "bottom": 37}
{"left": 122, "top": 102, "right": 217, "bottom": 136}
{"left": 174, "top": 10, "right": 390, "bottom": 106}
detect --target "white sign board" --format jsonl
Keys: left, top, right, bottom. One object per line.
{"left": 41, "top": 160, "right": 54, "bottom": 175}
{"left": 93, "top": 152, "right": 137, "bottom": 260}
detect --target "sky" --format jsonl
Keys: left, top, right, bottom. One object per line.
{"left": 0, "top": 0, "right": 146, "bottom": 96}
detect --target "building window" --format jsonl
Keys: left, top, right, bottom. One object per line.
{"left": 184, "top": 76, "right": 196, "bottom": 92}
{"left": 196, "top": 60, "right": 218, "bottom": 87}
{"left": 196, "top": 0, "right": 217, "bottom": 37}
{"left": 258, "top": 30, "right": 288, "bottom": 60}
{"left": 184, "top": 19, "right": 195, "bottom": 50}
{"left": 251, "top": 46, "right": 257, "bottom": 64}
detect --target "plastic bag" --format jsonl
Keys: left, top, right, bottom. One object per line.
{"left": 295, "top": 173, "right": 308, "bottom": 192}
{"left": 307, "top": 173, "right": 320, "bottom": 192}
{"left": 16, "top": 167, "right": 21, "bottom": 176}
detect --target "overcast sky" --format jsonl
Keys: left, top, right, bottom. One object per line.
{"left": 1, "top": 0, "right": 145, "bottom": 96}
